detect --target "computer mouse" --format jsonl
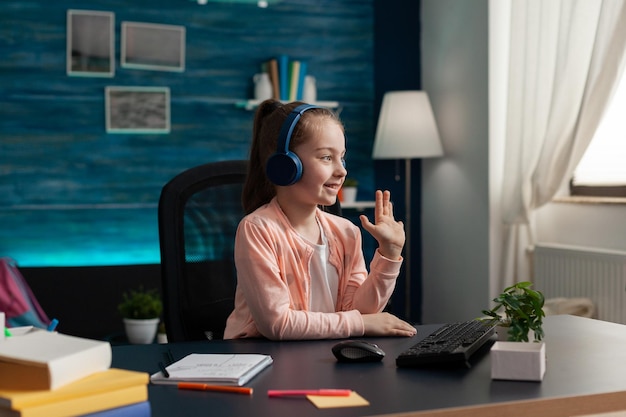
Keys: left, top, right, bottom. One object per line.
{"left": 332, "top": 340, "right": 385, "bottom": 363}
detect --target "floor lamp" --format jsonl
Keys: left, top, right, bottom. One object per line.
{"left": 372, "top": 91, "right": 443, "bottom": 321}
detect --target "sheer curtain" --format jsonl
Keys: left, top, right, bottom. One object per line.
{"left": 497, "top": 0, "right": 626, "bottom": 291}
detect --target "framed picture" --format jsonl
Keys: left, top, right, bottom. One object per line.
{"left": 66, "top": 10, "right": 114, "bottom": 77}
{"left": 121, "top": 22, "right": 186, "bottom": 72}
{"left": 105, "top": 87, "right": 170, "bottom": 134}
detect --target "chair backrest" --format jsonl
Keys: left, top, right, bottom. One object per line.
{"left": 158, "top": 160, "right": 247, "bottom": 342}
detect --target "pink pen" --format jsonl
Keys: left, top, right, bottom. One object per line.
{"left": 268, "top": 389, "right": 351, "bottom": 398}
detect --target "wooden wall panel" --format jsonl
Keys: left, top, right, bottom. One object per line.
{"left": 0, "top": 0, "right": 374, "bottom": 266}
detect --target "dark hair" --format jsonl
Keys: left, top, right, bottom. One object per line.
{"left": 242, "top": 99, "right": 344, "bottom": 214}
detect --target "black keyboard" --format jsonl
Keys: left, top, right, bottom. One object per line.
{"left": 396, "top": 319, "right": 499, "bottom": 368}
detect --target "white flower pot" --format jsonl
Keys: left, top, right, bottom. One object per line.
{"left": 341, "top": 187, "right": 357, "bottom": 203}
{"left": 491, "top": 341, "right": 546, "bottom": 381}
{"left": 123, "top": 318, "right": 159, "bottom": 344}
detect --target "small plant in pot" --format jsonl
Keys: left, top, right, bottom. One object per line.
{"left": 483, "top": 281, "right": 547, "bottom": 381}
{"left": 482, "top": 281, "right": 545, "bottom": 342}
{"left": 340, "top": 178, "right": 358, "bottom": 203}
{"left": 118, "top": 286, "right": 163, "bottom": 344}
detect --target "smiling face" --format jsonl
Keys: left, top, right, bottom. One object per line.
{"left": 278, "top": 116, "right": 347, "bottom": 209}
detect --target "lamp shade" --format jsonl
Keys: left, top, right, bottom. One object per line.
{"left": 372, "top": 91, "right": 443, "bottom": 159}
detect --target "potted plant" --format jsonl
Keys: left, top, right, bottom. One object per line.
{"left": 482, "top": 281, "right": 545, "bottom": 342}
{"left": 118, "top": 286, "right": 163, "bottom": 344}
{"left": 340, "top": 178, "right": 358, "bottom": 203}
{"left": 482, "top": 281, "right": 547, "bottom": 381}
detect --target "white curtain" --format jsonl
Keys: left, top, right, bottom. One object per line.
{"left": 498, "top": 0, "right": 626, "bottom": 291}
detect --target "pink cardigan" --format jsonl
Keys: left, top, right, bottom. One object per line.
{"left": 224, "top": 197, "right": 402, "bottom": 340}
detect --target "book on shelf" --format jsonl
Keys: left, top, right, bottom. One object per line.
{"left": 150, "top": 353, "right": 273, "bottom": 386}
{"left": 0, "top": 328, "right": 112, "bottom": 390}
{"left": 263, "top": 55, "right": 312, "bottom": 103}
{"left": 81, "top": 401, "right": 150, "bottom": 417}
{"left": 277, "top": 55, "right": 289, "bottom": 101}
{"left": 296, "top": 61, "right": 307, "bottom": 100}
{"left": 267, "top": 58, "right": 280, "bottom": 99}
{"left": 0, "top": 368, "right": 149, "bottom": 417}
{"left": 288, "top": 60, "right": 301, "bottom": 101}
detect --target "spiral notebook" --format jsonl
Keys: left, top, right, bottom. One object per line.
{"left": 150, "top": 353, "right": 273, "bottom": 386}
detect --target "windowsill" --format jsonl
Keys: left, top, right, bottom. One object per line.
{"left": 553, "top": 195, "right": 626, "bottom": 205}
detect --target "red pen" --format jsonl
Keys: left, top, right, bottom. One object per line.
{"left": 178, "top": 382, "right": 253, "bottom": 395}
{"left": 268, "top": 389, "right": 352, "bottom": 398}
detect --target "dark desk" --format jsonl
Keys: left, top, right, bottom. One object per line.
{"left": 111, "top": 315, "right": 626, "bottom": 417}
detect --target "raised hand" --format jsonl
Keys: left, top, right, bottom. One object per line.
{"left": 359, "top": 190, "right": 405, "bottom": 260}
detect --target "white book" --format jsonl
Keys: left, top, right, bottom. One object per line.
{"left": 0, "top": 329, "right": 112, "bottom": 390}
{"left": 150, "top": 353, "right": 273, "bottom": 386}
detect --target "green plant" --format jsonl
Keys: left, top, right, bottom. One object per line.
{"left": 343, "top": 178, "right": 358, "bottom": 187}
{"left": 117, "top": 286, "right": 163, "bottom": 319}
{"left": 481, "top": 281, "right": 545, "bottom": 342}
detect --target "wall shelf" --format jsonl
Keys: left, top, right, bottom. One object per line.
{"left": 235, "top": 99, "right": 340, "bottom": 111}
{"left": 341, "top": 201, "right": 375, "bottom": 211}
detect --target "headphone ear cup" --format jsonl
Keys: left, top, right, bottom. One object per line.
{"left": 267, "top": 104, "right": 320, "bottom": 186}
{"left": 266, "top": 150, "right": 303, "bottom": 186}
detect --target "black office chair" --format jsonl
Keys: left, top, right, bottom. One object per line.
{"left": 158, "top": 160, "right": 248, "bottom": 342}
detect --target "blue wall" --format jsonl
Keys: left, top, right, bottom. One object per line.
{"left": 0, "top": 0, "right": 376, "bottom": 267}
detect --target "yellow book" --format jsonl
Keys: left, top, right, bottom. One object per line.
{"left": 0, "top": 385, "right": 147, "bottom": 417}
{"left": 288, "top": 60, "right": 301, "bottom": 101}
{"left": 0, "top": 368, "right": 149, "bottom": 417}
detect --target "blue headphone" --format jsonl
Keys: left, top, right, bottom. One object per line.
{"left": 266, "top": 104, "right": 322, "bottom": 186}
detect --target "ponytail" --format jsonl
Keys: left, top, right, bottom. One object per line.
{"left": 242, "top": 99, "right": 284, "bottom": 214}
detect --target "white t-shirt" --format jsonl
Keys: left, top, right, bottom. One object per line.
{"left": 305, "top": 220, "right": 338, "bottom": 312}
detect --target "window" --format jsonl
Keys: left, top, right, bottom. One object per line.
{"left": 571, "top": 70, "right": 626, "bottom": 197}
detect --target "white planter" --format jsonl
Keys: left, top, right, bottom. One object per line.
{"left": 123, "top": 318, "right": 159, "bottom": 344}
{"left": 491, "top": 341, "right": 546, "bottom": 381}
{"left": 341, "top": 187, "right": 357, "bottom": 203}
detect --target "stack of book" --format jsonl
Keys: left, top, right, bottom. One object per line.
{"left": 0, "top": 327, "right": 150, "bottom": 417}
{"left": 264, "top": 55, "right": 308, "bottom": 102}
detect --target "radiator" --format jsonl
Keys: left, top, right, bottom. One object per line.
{"left": 533, "top": 243, "right": 626, "bottom": 324}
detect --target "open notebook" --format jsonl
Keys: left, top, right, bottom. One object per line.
{"left": 150, "top": 353, "right": 273, "bottom": 386}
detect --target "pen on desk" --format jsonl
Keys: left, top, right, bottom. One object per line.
{"left": 267, "top": 389, "right": 352, "bottom": 398}
{"left": 4, "top": 328, "right": 11, "bottom": 338}
{"left": 164, "top": 349, "right": 175, "bottom": 365}
{"left": 47, "top": 318, "right": 59, "bottom": 332}
{"left": 178, "top": 383, "right": 253, "bottom": 395}
{"left": 158, "top": 362, "right": 170, "bottom": 378}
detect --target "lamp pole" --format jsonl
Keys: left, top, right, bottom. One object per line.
{"left": 372, "top": 91, "right": 443, "bottom": 323}
{"left": 404, "top": 158, "right": 413, "bottom": 321}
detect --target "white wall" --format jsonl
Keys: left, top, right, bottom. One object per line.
{"left": 421, "top": 0, "right": 626, "bottom": 326}
{"left": 420, "top": 0, "right": 491, "bottom": 323}
{"left": 535, "top": 202, "right": 626, "bottom": 252}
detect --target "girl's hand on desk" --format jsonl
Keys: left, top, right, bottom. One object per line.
{"left": 362, "top": 312, "right": 416, "bottom": 337}
{"left": 359, "top": 190, "right": 405, "bottom": 260}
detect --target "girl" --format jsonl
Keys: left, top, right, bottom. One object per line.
{"left": 223, "top": 99, "right": 416, "bottom": 340}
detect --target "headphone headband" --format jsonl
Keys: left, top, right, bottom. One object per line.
{"left": 275, "top": 104, "right": 321, "bottom": 154}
